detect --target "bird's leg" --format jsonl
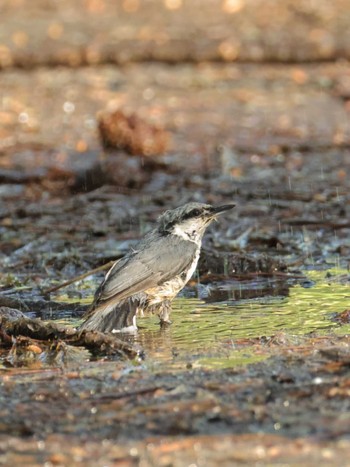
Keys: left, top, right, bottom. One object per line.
{"left": 158, "top": 300, "right": 172, "bottom": 327}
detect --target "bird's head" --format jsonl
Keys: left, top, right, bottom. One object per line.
{"left": 158, "top": 202, "right": 235, "bottom": 243}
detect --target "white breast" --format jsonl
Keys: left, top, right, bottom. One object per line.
{"left": 147, "top": 243, "right": 201, "bottom": 305}
{"left": 184, "top": 245, "right": 201, "bottom": 283}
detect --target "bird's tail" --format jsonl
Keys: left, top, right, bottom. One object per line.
{"left": 79, "top": 297, "right": 142, "bottom": 333}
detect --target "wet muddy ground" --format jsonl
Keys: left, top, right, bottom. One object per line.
{"left": 1, "top": 2, "right": 350, "bottom": 465}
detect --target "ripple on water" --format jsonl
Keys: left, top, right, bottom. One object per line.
{"left": 54, "top": 270, "right": 350, "bottom": 369}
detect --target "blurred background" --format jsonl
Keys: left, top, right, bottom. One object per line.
{"left": 1, "top": 0, "right": 350, "bottom": 164}
{"left": 0, "top": 0, "right": 349, "bottom": 277}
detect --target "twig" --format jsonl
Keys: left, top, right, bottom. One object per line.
{"left": 98, "top": 386, "right": 163, "bottom": 401}
{"left": 200, "top": 271, "right": 305, "bottom": 283}
{"left": 230, "top": 272, "right": 305, "bottom": 280}
{"left": 43, "top": 260, "right": 116, "bottom": 294}
{"left": 0, "top": 316, "right": 140, "bottom": 359}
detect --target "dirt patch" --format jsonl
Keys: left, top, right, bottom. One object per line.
{"left": 1, "top": 335, "right": 350, "bottom": 464}
{"left": 1, "top": 3, "right": 350, "bottom": 462}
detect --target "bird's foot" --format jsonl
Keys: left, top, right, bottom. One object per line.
{"left": 159, "top": 318, "right": 172, "bottom": 328}
{"left": 158, "top": 300, "right": 172, "bottom": 328}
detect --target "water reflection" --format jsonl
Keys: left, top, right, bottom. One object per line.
{"left": 125, "top": 270, "right": 350, "bottom": 367}
{"left": 198, "top": 276, "right": 294, "bottom": 303}
{"left": 52, "top": 270, "right": 350, "bottom": 368}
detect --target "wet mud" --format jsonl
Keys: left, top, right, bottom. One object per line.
{"left": 1, "top": 1, "right": 350, "bottom": 464}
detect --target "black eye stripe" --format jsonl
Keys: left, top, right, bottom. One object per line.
{"left": 183, "top": 208, "right": 202, "bottom": 220}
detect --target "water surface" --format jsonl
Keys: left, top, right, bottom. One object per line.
{"left": 56, "top": 269, "right": 350, "bottom": 369}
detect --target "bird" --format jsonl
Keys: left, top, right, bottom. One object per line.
{"left": 79, "top": 202, "right": 234, "bottom": 333}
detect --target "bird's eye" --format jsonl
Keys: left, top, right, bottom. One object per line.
{"left": 191, "top": 209, "right": 201, "bottom": 217}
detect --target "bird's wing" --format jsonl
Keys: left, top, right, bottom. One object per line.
{"left": 93, "top": 233, "right": 198, "bottom": 307}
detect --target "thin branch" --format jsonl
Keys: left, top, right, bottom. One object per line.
{"left": 43, "top": 260, "right": 117, "bottom": 294}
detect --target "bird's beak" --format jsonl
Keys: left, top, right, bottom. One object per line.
{"left": 210, "top": 204, "right": 235, "bottom": 216}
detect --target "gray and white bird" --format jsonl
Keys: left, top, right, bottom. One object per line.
{"left": 79, "top": 202, "right": 234, "bottom": 333}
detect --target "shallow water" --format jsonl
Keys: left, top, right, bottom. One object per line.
{"left": 55, "top": 269, "right": 350, "bottom": 369}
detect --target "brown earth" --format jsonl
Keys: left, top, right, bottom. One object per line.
{"left": 1, "top": 1, "right": 350, "bottom": 465}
